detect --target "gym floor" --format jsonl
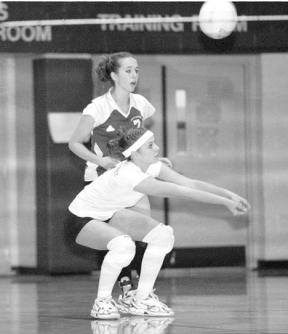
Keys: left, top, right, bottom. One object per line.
{"left": 1, "top": 267, "right": 288, "bottom": 334}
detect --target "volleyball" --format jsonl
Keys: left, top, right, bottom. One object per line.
{"left": 199, "top": 0, "right": 238, "bottom": 39}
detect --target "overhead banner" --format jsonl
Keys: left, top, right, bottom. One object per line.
{"left": 1, "top": 1, "right": 288, "bottom": 53}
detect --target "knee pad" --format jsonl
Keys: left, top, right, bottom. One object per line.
{"left": 142, "top": 223, "right": 175, "bottom": 254}
{"left": 106, "top": 235, "right": 136, "bottom": 268}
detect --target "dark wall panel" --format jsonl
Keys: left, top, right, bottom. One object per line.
{"left": 34, "top": 58, "right": 97, "bottom": 274}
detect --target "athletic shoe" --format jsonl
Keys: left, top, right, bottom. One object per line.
{"left": 117, "top": 289, "right": 137, "bottom": 314}
{"left": 129, "top": 290, "right": 174, "bottom": 317}
{"left": 90, "top": 296, "right": 120, "bottom": 320}
{"left": 147, "top": 290, "right": 174, "bottom": 316}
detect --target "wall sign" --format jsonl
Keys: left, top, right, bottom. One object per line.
{"left": 0, "top": 1, "right": 288, "bottom": 53}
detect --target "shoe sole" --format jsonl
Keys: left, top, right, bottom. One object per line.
{"left": 90, "top": 310, "right": 120, "bottom": 320}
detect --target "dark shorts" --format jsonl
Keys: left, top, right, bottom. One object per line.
{"left": 63, "top": 211, "right": 110, "bottom": 266}
{"left": 64, "top": 211, "right": 93, "bottom": 243}
{"left": 64, "top": 211, "right": 110, "bottom": 245}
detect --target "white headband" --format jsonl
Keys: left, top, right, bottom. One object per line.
{"left": 122, "top": 130, "right": 154, "bottom": 158}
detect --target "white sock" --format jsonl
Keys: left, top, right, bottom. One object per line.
{"left": 96, "top": 235, "right": 135, "bottom": 299}
{"left": 97, "top": 259, "right": 123, "bottom": 299}
{"left": 136, "top": 244, "right": 166, "bottom": 301}
{"left": 136, "top": 224, "right": 174, "bottom": 301}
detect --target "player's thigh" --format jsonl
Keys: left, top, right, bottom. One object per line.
{"left": 130, "top": 195, "right": 151, "bottom": 216}
{"left": 109, "top": 208, "right": 160, "bottom": 241}
{"left": 76, "top": 219, "right": 124, "bottom": 250}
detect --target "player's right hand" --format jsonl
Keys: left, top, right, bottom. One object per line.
{"left": 99, "top": 156, "right": 119, "bottom": 169}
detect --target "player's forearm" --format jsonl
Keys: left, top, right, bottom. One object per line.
{"left": 149, "top": 182, "right": 232, "bottom": 207}
{"left": 68, "top": 142, "right": 101, "bottom": 165}
{"left": 191, "top": 180, "right": 234, "bottom": 199}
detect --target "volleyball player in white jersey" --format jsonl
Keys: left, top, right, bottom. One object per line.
{"left": 69, "top": 52, "right": 171, "bottom": 298}
{"left": 68, "top": 127, "right": 250, "bottom": 319}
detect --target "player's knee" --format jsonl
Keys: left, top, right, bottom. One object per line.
{"left": 106, "top": 235, "right": 136, "bottom": 267}
{"left": 143, "top": 223, "right": 175, "bottom": 254}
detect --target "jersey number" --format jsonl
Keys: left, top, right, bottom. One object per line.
{"left": 133, "top": 119, "right": 141, "bottom": 128}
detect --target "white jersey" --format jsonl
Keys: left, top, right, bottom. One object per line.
{"left": 83, "top": 89, "right": 155, "bottom": 181}
{"left": 69, "top": 161, "right": 162, "bottom": 220}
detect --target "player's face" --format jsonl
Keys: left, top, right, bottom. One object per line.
{"left": 137, "top": 136, "right": 160, "bottom": 164}
{"left": 114, "top": 57, "right": 139, "bottom": 92}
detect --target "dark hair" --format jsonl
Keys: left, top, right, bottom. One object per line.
{"left": 95, "top": 52, "right": 136, "bottom": 84}
{"left": 107, "top": 127, "right": 147, "bottom": 160}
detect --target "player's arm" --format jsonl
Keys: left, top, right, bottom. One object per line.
{"left": 158, "top": 164, "right": 250, "bottom": 210}
{"left": 68, "top": 115, "right": 118, "bottom": 169}
{"left": 134, "top": 176, "right": 245, "bottom": 216}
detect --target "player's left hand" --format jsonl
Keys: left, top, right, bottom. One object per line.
{"left": 158, "top": 157, "right": 173, "bottom": 168}
{"left": 227, "top": 200, "right": 247, "bottom": 216}
{"left": 230, "top": 193, "right": 251, "bottom": 212}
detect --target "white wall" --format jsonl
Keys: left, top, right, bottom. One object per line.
{"left": 14, "top": 55, "right": 36, "bottom": 267}
{"left": 0, "top": 54, "right": 36, "bottom": 274}
{"left": 0, "top": 56, "right": 14, "bottom": 274}
{"left": 261, "top": 54, "right": 288, "bottom": 260}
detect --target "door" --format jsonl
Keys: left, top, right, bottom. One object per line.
{"left": 166, "top": 57, "right": 250, "bottom": 250}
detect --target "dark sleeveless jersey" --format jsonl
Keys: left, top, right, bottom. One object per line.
{"left": 91, "top": 106, "right": 144, "bottom": 157}
{"left": 82, "top": 89, "right": 155, "bottom": 181}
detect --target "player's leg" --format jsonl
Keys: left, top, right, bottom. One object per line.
{"left": 117, "top": 195, "right": 151, "bottom": 294}
{"left": 129, "top": 195, "right": 151, "bottom": 276}
{"left": 109, "top": 209, "right": 175, "bottom": 316}
{"left": 131, "top": 223, "right": 175, "bottom": 316}
{"left": 74, "top": 216, "right": 136, "bottom": 319}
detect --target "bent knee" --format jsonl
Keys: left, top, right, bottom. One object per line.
{"left": 107, "top": 235, "right": 136, "bottom": 266}
{"left": 143, "top": 224, "right": 175, "bottom": 253}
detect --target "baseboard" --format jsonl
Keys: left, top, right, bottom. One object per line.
{"left": 257, "top": 260, "right": 288, "bottom": 270}
{"left": 11, "top": 266, "right": 39, "bottom": 275}
{"left": 164, "top": 246, "right": 246, "bottom": 268}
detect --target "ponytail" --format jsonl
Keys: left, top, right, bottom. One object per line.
{"left": 95, "top": 52, "right": 135, "bottom": 84}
